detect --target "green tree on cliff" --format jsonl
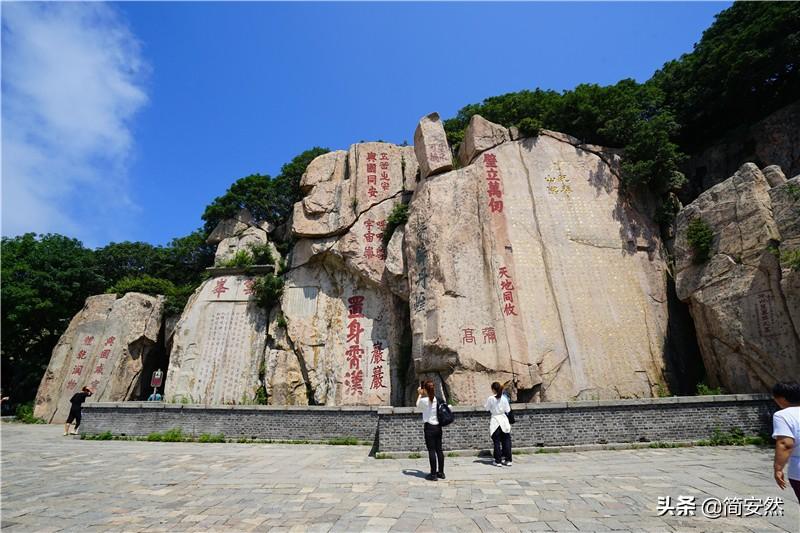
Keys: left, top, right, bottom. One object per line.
{"left": 1, "top": 234, "right": 105, "bottom": 402}
{"left": 201, "top": 147, "right": 329, "bottom": 235}
{"left": 443, "top": 2, "right": 799, "bottom": 204}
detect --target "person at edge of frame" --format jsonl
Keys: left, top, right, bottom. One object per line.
{"left": 772, "top": 380, "right": 800, "bottom": 503}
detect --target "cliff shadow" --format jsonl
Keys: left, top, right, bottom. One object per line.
{"left": 661, "top": 275, "right": 705, "bottom": 395}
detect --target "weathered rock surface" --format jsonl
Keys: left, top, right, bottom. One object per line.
{"left": 763, "top": 165, "right": 787, "bottom": 188}
{"left": 34, "top": 293, "right": 164, "bottom": 422}
{"left": 414, "top": 113, "right": 452, "bottom": 179}
{"left": 406, "top": 123, "right": 671, "bottom": 403}
{"left": 272, "top": 141, "right": 416, "bottom": 405}
{"left": 206, "top": 208, "right": 254, "bottom": 245}
{"left": 675, "top": 164, "right": 800, "bottom": 393}
{"left": 206, "top": 210, "right": 281, "bottom": 270}
{"left": 163, "top": 274, "right": 267, "bottom": 404}
{"left": 277, "top": 259, "right": 406, "bottom": 406}
{"left": 457, "top": 114, "right": 510, "bottom": 167}
{"left": 684, "top": 101, "right": 800, "bottom": 197}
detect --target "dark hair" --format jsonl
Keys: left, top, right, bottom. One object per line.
{"left": 423, "top": 380, "right": 435, "bottom": 402}
{"left": 491, "top": 381, "right": 503, "bottom": 399}
{"left": 772, "top": 381, "right": 800, "bottom": 404}
{"left": 81, "top": 387, "right": 91, "bottom": 394}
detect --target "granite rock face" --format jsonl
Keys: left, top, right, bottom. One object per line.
{"left": 675, "top": 164, "right": 800, "bottom": 393}
{"left": 34, "top": 293, "right": 164, "bottom": 423}
{"left": 271, "top": 141, "right": 416, "bottom": 405}
{"left": 414, "top": 112, "right": 452, "bottom": 179}
{"left": 163, "top": 274, "right": 268, "bottom": 404}
{"left": 457, "top": 114, "right": 511, "bottom": 167}
{"left": 406, "top": 125, "right": 670, "bottom": 403}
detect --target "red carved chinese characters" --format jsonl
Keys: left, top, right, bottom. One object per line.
{"left": 99, "top": 349, "right": 111, "bottom": 359}
{"left": 243, "top": 278, "right": 257, "bottom": 295}
{"left": 66, "top": 379, "right": 78, "bottom": 390}
{"left": 462, "top": 328, "right": 476, "bottom": 344}
{"left": 461, "top": 326, "right": 497, "bottom": 345}
{"left": 104, "top": 336, "right": 116, "bottom": 346}
{"left": 362, "top": 218, "right": 386, "bottom": 261}
{"left": 348, "top": 296, "right": 365, "bottom": 318}
{"left": 76, "top": 350, "right": 87, "bottom": 360}
{"left": 346, "top": 345, "right": 365, "bottom": 369}
{"left": 484, "top": 153, "right": 504, "bottom": 214}
{"left": 346, "top": 320, "right": 364, "bottom": 345}
{"left": 498, "top": 266, "right": 518, "bottom": 316}
{"left": 379, "top": 153, "right": 390, "bottom": 191}
{"left": 345, "top": 369, "right": 363, "bottom": 396}
{"left": 212, "top": 278, "right": 229, "bottom": 298}
{"left": 370, "top": 342, "right": 385, "bottom": 365}
{"left": 83, "top": 336, "right": 95, "bottom": 346}
{"left": 344, "top": 294, "right": 365, "bottom": 396}
{"left": 370, "top": 365, "right": 386, "bottom": 390}
{"left": 71, "top": 365, "right": 83, "bottom": 375}
{"left": 366, "top": 152, "right": 378, "bottom": 198}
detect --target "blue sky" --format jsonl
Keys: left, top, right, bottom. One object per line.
{"left": 2, "top": 1, "right": 730, "bottom": 248}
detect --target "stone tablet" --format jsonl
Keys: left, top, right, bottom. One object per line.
{"left": 34, "top": 292, "right": 164, "bottom": 423}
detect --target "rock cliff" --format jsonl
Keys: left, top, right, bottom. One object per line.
{"left": 38, "top": 111, "right": 797, "bottom": 410}
{"left": 34, "top": 292, "right": 163, "bottom": 422}
{"left": 675, "top": 163, "right": 800, "bottom": 392}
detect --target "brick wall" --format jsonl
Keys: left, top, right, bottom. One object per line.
{"left": 376, "top": 395, "right": 776, "bottom": 452}
{"left": 81, "top": 403, "right": 379, "bottom": 442}
{"left": 82, "top": 394, "right": 775, "bottom": 452}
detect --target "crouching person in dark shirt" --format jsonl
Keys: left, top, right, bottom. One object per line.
{"left": 64, "top": 387, "right": 92, "bottom": 436}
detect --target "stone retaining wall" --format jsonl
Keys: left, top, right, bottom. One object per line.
{"left": 81, "top": 394, "right": 776, "bottom": 452}
{"left": 81, "top": 404, "right": 379, "bottom": 442}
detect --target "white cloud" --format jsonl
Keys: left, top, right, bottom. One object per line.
{"left": 1, "top": 2, "right": 148, "bottom": 246}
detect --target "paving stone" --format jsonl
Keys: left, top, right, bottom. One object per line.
{"left": 1, "top": 424, "right": 798, "bottom": 532}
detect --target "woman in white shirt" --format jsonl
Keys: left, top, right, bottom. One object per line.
{"left": 772, "top": 381, "right": 800, "bottom": 503}
{"left": 485, "top": 382, "right": 512, "bottom": 466}
{"left": 416, "top": 380, "right": 444, "bottom": 481}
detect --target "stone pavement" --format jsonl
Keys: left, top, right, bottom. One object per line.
{"left": 1, "top": 424, "right": 797, "bottom": 532}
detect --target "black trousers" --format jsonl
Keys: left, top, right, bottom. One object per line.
{"left": 491, "top": 427, "right": 512, "bottom": 463}
{"left": 423, "top": 423, "right": 444, "bottom": 475}
{"left": 66, "top": 406, "right": 82, "bottom": 428}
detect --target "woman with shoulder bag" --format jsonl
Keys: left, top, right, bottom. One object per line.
{"left": 416, "top": 380, "right": 445, "bottom": 481}
{"left": 485, "top": 382, "right": 512, "bottom": 466}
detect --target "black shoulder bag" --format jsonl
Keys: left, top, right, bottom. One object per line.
{"left": 436, "top": 397, "right": 455, "bottom": 426}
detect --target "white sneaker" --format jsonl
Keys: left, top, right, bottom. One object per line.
{"left": 505, "top": 461, "right": 512, "bottom": 466}
{"left": 493, "top": 461, "right": 503, "bottom": 467}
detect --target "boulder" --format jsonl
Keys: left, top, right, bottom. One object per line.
{"left": 406, "top": 132, "right": 670, "bottom": 403}
{"left": 163, "top": 275, "right": 267, "bottom": 404}
{"left": 206, "top": 208, "right": 254, "bottom": 245}
{"left": 763, "top": 165, "right": 787, "bottom": 188}
{"left": 413, "top": 112, "right": 452, "bottom": 179}
{"left": 34, "top": 292, "right": 164, "bottom": 422}
{"left": 299, "top": 150, "right": 347, "bottom": 194}
{"left": 457, "top": 115, "right": 510, "bottom": 167}
{"left": 674, "top": 164, "right": 800, "bottom": 393}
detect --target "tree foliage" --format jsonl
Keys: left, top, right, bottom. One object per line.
{"left": 1, "top": 234, "right": 105, "bottom": 403}
{"left": 653, "top": 2, "right": 800, "bottom": 148}
{"left": 201, "top": 147, "right": 329, "bottom": 235}
{"left": 443, "top": 2, "right": 799, "bottom": 201}
{"left": 1, "top": 231, "right": 214, "bottom": 404}
{"left": 443, "top": 80, "right": 685, "bottom": 196}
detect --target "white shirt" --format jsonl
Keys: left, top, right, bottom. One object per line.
{"left": 416, "top": 396, "right": 439, "bottom": 425}
{"left": 772, "top": 406, "right": 800, "bottom": 480}
{"left": 485, "top": 394, "right": 511, "bottom": 436}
